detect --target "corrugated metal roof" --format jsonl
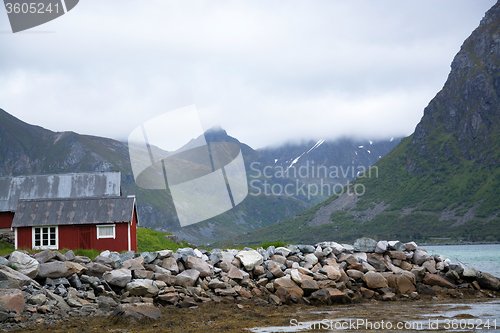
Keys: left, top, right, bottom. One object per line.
{"left": 11, "top": 196, "right": 135, "bottom": 227}
{"left": 0, "top": 172, "right": 121, "bottom": 212}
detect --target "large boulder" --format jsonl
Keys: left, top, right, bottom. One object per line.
{"left": 85, "top": 262, "right": 112, "bottom": 278}
{"left": 184, "top": 257, "right": 211, "bottom": 277}
{"left": 0, "top": 265, "right": 38, "bottom": 289}
{"left": 423, "top": 273, "right": 455, "bottom": 288}
{"left": 8, "top": 251, "right": 39, "bottom": 278}
{"left": 375, "top": 241, "right": 388, "bottom": 254}
{"left": 174, "top": 269, "right": 200, "bottom": 287}
{"left": 34, "top": 250, "right": 56, "bottom": 263}
{"left": 413, "top": 249, "right": 430, "bottom": 265}
{"left": 388, "top": 241, "right": 406, "bottom": 252}
{"left": 476, "top": 272, "right": 500, "bottom": 290}
{"left": 126, "top": 279, "right": 159, "bottom": 297}
{"left": 362, "top": 271, "right": 388, "bottom": 289}
{"left": 176, "top": 248, "right": 196, "bottom": 262}
{"left": 161, "top": 258, "right": 179, "bottom": 274}
{"left": 323, "top": 265, "right": 341, "bottom": 281}
{"left": 38, "top": 261, "right": 68, "bottom": 278}
{"left": 235, "top": 250, "right": 263, "bottom": 271}
{"left": 273, "top": 276, "right": 303, "bottom": 298}
{"left": 353, "top": 238, "right": 377, "bottom": 253}
{"left": 387, "top": 274, "right": 416, "bottom": 294}
{"left": 266, "top": 260, "right": 285, "bottom": 278}
{"left": 0, "top": 289, "right": 25, "bottom": 314}
{"left": 227, "top": 266, "right": 244, "bottom": 280}
{"left": 66, "top": 261, "right": 86, "bottom": 276}
{"left": 103, "top": 269, "right": 132, "bottom": 288}
{"left": 121, "top": 258, "right": 144, "bottom": 271}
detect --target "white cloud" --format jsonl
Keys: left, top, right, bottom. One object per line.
{"left": 0, "top": 0, "right": 496, "bottom": 148}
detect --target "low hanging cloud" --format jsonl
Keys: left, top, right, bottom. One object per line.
{"left": 0, "top": 0, "right": 495, "bottom": 148}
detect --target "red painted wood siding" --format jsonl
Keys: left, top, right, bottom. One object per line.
{"left": 17, "top": 227, "right": 32, "bottom": 249}
{"left": 0, "top": 212, "right": 14, "bottom": 229}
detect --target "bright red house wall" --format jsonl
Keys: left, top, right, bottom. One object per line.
{"left": 16, "top": 221, "right": 136, "bottom": 253}
{"left": 0, "top": 212, "right": 14, "bottom": 229}
{"left": 17, "top": 227, "right": 32, "bottom": 249}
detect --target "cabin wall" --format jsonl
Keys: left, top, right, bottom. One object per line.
{"left": 0, "top": 212, "right": 14, "bottom": 229}
{"left": 16, "top": 223, "right": 131, "bottom": 252}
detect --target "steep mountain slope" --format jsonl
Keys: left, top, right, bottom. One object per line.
{"left": 221, "top": 1, "right": 500, "bottom": 247}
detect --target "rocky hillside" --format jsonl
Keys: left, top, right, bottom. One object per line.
{"left": 223, "top": 1, "right": 500, "bottom": 246}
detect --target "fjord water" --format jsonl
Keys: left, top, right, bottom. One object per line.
{"left": 423, "top": 244, "right": 500, "bottom": 277}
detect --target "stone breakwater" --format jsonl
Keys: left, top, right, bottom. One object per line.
{"left": 0, "top": 238, "right": 499, "bottom": 330}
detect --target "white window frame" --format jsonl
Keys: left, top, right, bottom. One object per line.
{"left": 32, "top": 226, "right": 58, "bottom": 250}
{"left": 96, "top": 224, "right": 115, "bottom": 239}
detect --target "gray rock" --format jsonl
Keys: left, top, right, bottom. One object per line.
{"left": 34, "top": 250, "right": 56, "bottom": 263}
{"left": 174, "top": 269, "right": 200, "bottom": 287}
{"left": 304, "top": 253, "right": 318, "bottom": 265}
{"left": 55, "top": 284, "right": 68, "bottom": 297}
{"left": 208, "top": 278, "right": 226, "bottom": 289}
{"left": 140, "top": 252, "right": 157, "bottom": 264}
{"left": 176, "top": 248, "right": 196, "bottom": 262}
{"left": 161, "top": 257, "right": 179, "bottom": 274}
{"left": 52, "top": 277, "right": 70, "bottom": 287}
{"left": 341, "top": 244, "right": 355, "bottom": 254}
{"left": 156, "top": 250, "right": 173, "bottom": 259}
{"left": 8, "top": 251, "right": 39, "bottom": 278}
{"left": 476, "top": 272, "right": 500, "bottom": 290}
{"left": 38, "top": 261, "right": 68, "bottom": 278}
{"left": 97, "top": 295, "right": 118, "bottom": 312}
{"left": 94, "top": 255, "right": 115, "bottom": 267}
{"left": 405, "top": 242, "right": 418, "bottom": 251}
{"left": 362, "top": 271, "right": 388, "bottom": 289}
{"left": 126, "top": 279, "right": 159, "bottom": 297}
{"left": 120, "top": 258, "right": 144, "bottom": 271}
{"left": 412, "top": 249, "right": 431, "bottom": 265}
{"left": 0, "top": 257, "right": 8, "bottom": 266}
{"left": 85, "top": 262, "right": 112, "bottom": 278}
{"left": 353, "top": 238, "right": 377, "bottom": 253}
{"left": 185, "top": 257, "right": 211, "bottom": 277}
{"left": 375, "top": 241, "right": 388, "bottom": 254}
{"left": 459, "top": 263, "right": 478, "bottom": 278}
{"left": 297, "top": 245, "right": 315, "bottom": 253}
{"left": 63, "top": 250, "right": 76, "bottom": 261}
{"left": 367, "top": 255, "right": 387, "bottom": 272}
{"left": 111, "top": 303, "right": 162, "bottom": 322}
{"left": 235, "top": 250, "right": 263, "bottom": 271}
{"left": 46, "top": 289, "right": 70, "bottom": 311}
{"left": 73, "top": 256, "right": 92, "bottom": 264}
{"left": 275, "top": 247, "right": 291, "bottom": 257}
{"left": 103, "top": 269, "right": 132, "bottom": 288}
{"left": 28, "top": 293, "right": 46, "bottom": 306}
{"left": 68, "top": 274, "right": 83, "bottom": 289}
{"left": 388, "top": 241, "right": 406, "bottom": 252}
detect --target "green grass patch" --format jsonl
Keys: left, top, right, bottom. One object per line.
{"left": 136, "top": 228, "right": 188, "bottom": 252}
{"left": 0, "top": 240, "right": 14, "bottom": 256}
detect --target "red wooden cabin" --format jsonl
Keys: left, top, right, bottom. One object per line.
{"left": 12, "top": 196, "right": 138, "bottom": 253}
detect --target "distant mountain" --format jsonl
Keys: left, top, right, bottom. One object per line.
{"left": 221, "top": 1, "right": 500, "bottom": 247}
{"left": 0, "top": 108, "right": 400, "bottom": 244}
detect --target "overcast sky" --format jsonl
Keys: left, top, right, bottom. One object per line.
{"left": 0, "top": 0, "right": 496, "bottom": 149}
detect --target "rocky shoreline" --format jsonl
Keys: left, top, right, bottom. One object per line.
{"left": 1, "top": 238, "right": 499, "bottom": 332}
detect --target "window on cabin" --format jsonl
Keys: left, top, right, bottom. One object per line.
{"left": 33, "top": 226, "right": 57, "bottom": 250}
{"left": 97, "top": 225, "right": 115, "bottom": 239}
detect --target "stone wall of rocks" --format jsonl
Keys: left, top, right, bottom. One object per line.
{"left": 1, "top": 237, "right": 499, "bottom": 329}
